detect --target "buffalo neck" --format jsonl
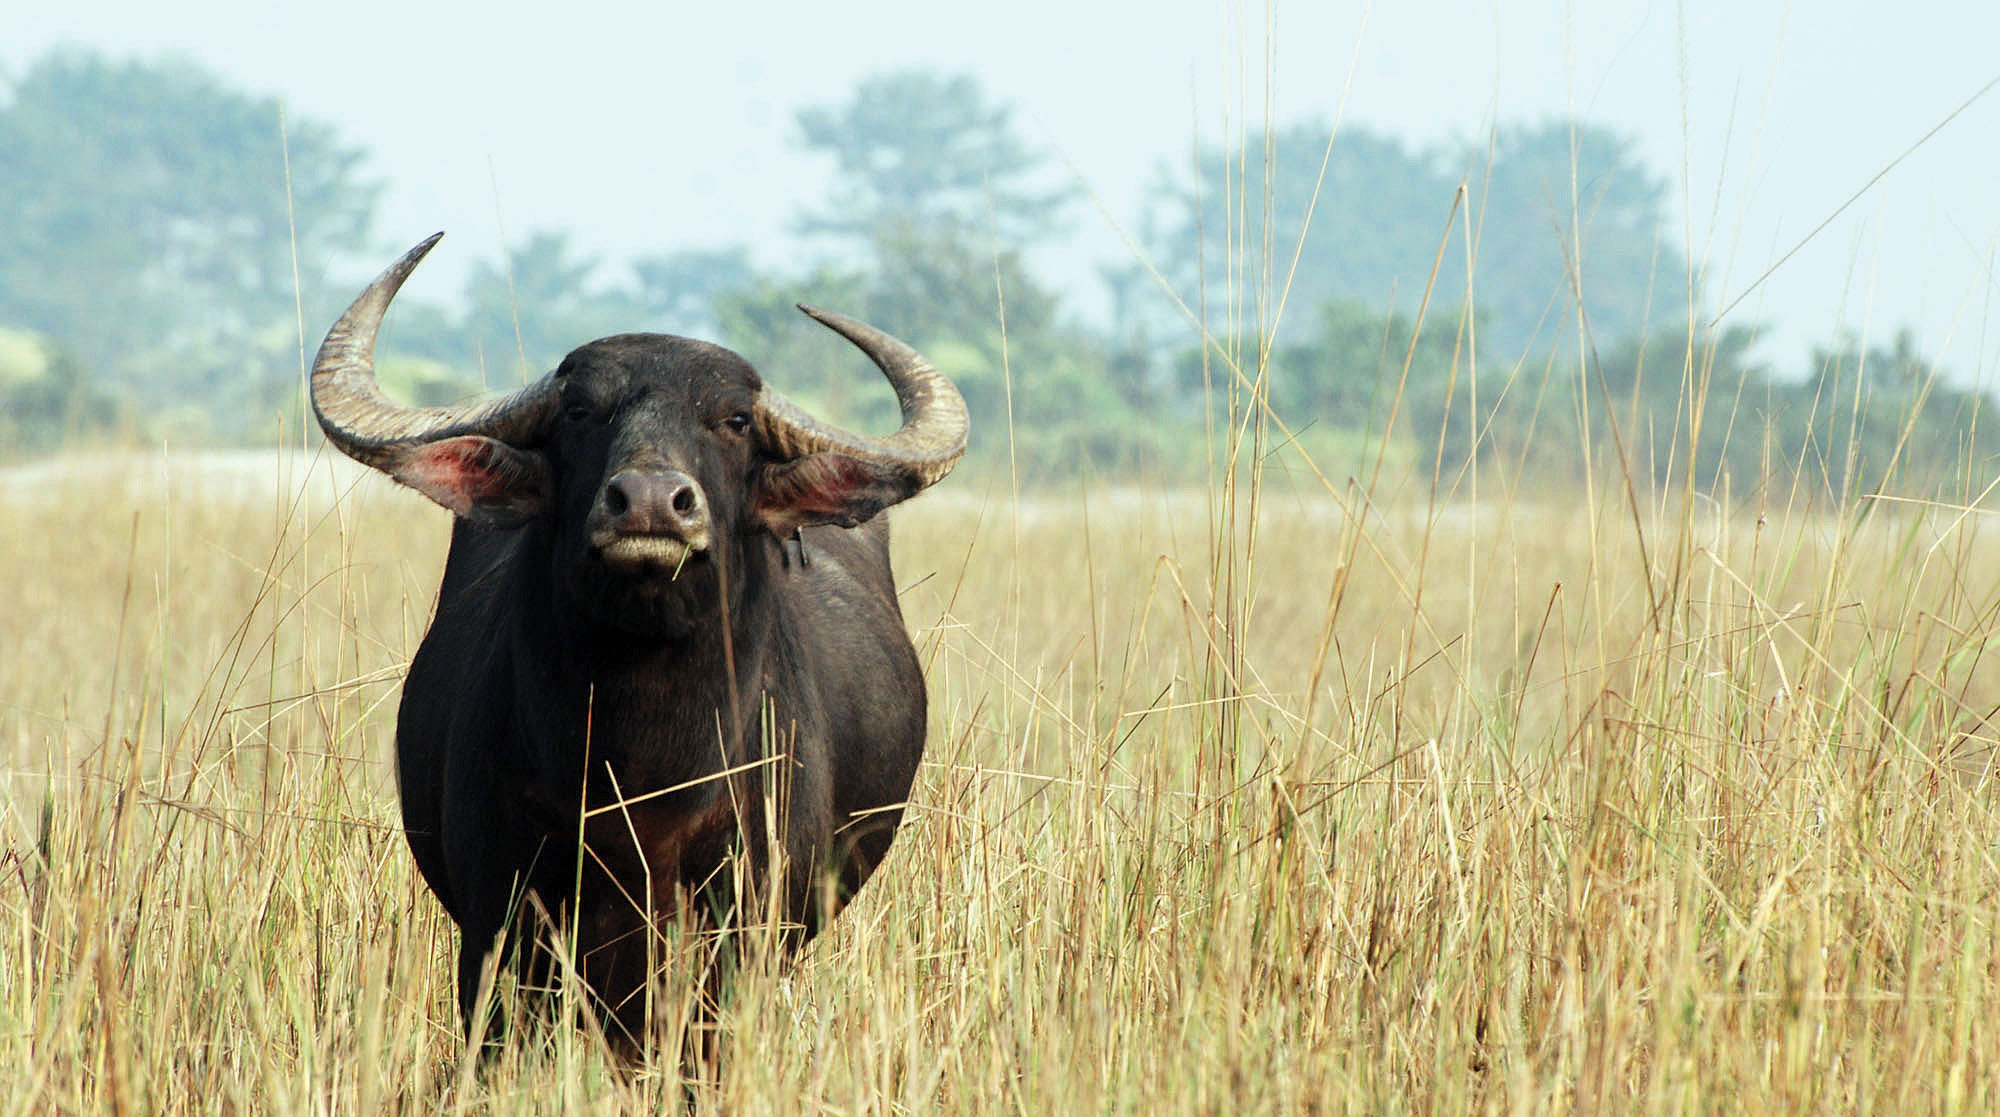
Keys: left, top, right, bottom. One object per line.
{"left": 505, "top": 523, "right": 784, "bottom": 798}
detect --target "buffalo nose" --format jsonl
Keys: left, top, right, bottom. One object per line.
{"left": 601, "top": 469, "right": 707, "bottom": 540}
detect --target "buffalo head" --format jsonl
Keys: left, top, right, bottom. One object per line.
{"left": 309, "top": 233, "right": 967, "bottom": 637}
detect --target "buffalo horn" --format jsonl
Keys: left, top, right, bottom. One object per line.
{"left": 752, "top": 306, "right": 969, "bottom": 488}
{"left": 311, "top": 233, "right": 558, "bottom": 470}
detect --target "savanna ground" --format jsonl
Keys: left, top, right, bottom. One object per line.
{"left": 7, "top": 399, "right": 2000, "bottom": 1111}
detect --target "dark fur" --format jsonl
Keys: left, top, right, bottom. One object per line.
{"left": 390, "top": 335, "right": 928, "bottom": 1050}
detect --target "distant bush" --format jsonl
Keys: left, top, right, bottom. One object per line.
{"left": 0, "top": 328, "right": 117, "bottom": 458}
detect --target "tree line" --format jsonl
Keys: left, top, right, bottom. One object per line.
{"left": 1, "top": 49, "right": 1991, "bottom": 499}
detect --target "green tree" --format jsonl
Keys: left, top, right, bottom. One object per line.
{"left": 0, "top": 49, "right": 378, "bottom": 428}
{"left": 1448, "top": 120, "right": 1693, "bottom": 357}
{"left": 794, "top": 70, "right": 1074, "bottom": 252}
{"left": 1148, "top": 121, "right": 1456, "bottom": 334}
{"left": 631, "top": 246, "right": 756, "bottom": 337}
{"left": 1173, "top": 301, "right": 1483, "bottom": 477}
{"left": 1547, "top": 323, "right": 1996, "bottom": 503}
{"left": 772, "top": 71, "right": 1150, "bottom": 474}
{"left": 1151, "top": 118, "right": 1692, "bottom": 362}
{"left": 1592, "top": 323, "right": 1769, "bottom": 491}
{"left": 0, "top": 328, "right": 117, "bottom": 456}
{"left": 1786, "top": 328, "right": 1997, "bottom": 499}
{"left": 458, "top": 231, "right": 639, "bottom": 377}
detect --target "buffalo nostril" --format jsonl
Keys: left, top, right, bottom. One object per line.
{"left": 604, "top": 482, "right": 631, "bottom": 517}
{"left": 671, "top": 486, "right": 699, "bottom": 517}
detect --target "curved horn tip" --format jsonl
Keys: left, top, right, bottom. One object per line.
{"left": 795, "top": 304, "right": 901, "bottom": 349}
{"left": 796, "top": 304, "right": 874, "bottom": 333}
{"left": 403, "top": 231, "right": 447, "bottom": 267}
{"left": 349, "top": 232, "right": 447, "bottom": 311}
{"left": 350, "top": 233, "right": 447, "bottom": 304}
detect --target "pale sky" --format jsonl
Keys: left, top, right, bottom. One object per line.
{"left": 9, "top": 0, "right": 2000, "bottom": 378}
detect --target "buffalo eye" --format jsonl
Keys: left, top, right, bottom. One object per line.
{"left": 723, "top": 412, "right": 752, "bottom": 434}
{"left": 564, "top": 404, "right": 592, "bottom": 423}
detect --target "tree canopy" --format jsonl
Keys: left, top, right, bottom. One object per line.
{"left": 1148, "top": 122, "right": 1455, "bottom": 331}
{"left": 794, "top": 70, "right": 1074, "bottom": 253}
{"left": 1148, "top": 118, "right": 1692, "bottom": 360}
{"left": 1447, "top": 120, "right": 1693, "bottom": 356}
{"left": 0, "top": 49, "right": 377, "bottom": 432}
{"left": 0, "top": 51, "right": 1983, "bottom": 503}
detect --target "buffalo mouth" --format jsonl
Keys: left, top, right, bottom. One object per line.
{"left": 594, "top": 532, "right": 709, "bottom": 576}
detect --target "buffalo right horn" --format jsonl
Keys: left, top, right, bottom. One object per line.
{"left": 311, "top": 233, "right": 559, "bottom": 471}
{"left": 751, "top": 306, "right": 969, "bottom": 490}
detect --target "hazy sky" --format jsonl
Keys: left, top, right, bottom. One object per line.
{"left": 9, "top": 0, "right": 2000, "bottom": 376}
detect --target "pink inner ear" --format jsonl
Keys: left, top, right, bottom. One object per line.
{"left": 395, "top": 436, "right": 544, "bottom": 518}
{"left": 755, "top": 455, "right": 857, "bottom": 537}
{"left": 755, "top": 453, "right": 905, "bottom": 537}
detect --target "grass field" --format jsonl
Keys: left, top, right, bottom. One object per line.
{"left": 7, "top": 423, "right": 2000, "bottom": 1112}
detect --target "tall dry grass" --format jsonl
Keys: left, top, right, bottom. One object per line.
{"left": 7, "top": 41, "right": 2000, "bottom": 1102}
{"left": 5, "top": 413, "right": 2000, "bottom": 1111}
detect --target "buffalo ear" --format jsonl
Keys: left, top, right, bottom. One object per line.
{"left": 753, "top": 452, "right": 921, "bottom": 538}
{"left": 385, "top": 435, "right": 549, "bottom": 528}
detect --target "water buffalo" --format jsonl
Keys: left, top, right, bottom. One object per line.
{"left": 310, "top": 233, "right": 966, "bottom": 1052}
